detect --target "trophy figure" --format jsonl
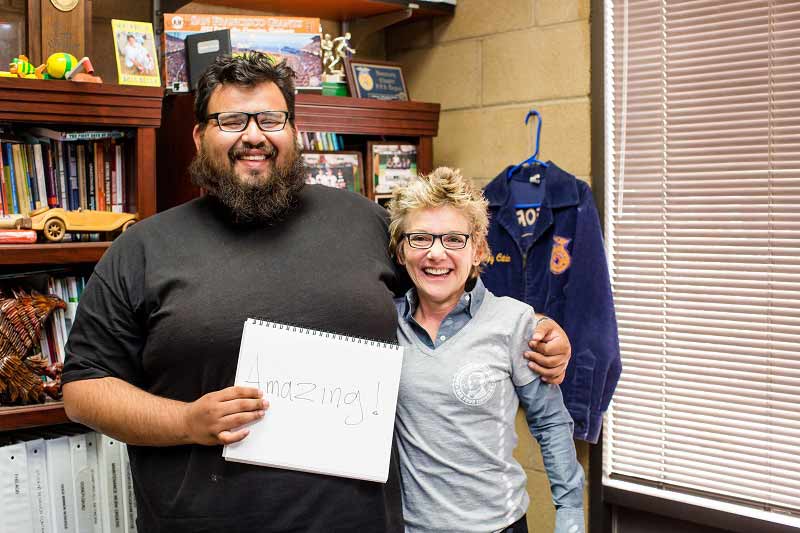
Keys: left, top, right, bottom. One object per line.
{"left": 321, "top": 32, "right": 355, "bottom": 95}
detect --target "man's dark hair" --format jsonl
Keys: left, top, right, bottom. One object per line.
{"left": 194, "top": 52, "right": 296, "bottom": 128}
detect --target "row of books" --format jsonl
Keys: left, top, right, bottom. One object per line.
{"left": 298, "top": 131, "right": 346, "bottom": 152}
{"left": 41, "top": 275, "right": 86, "bottom": 367}
{"left": 0, "top": 127, "right": 131, "bottom": 218}
{"left": 0, "top": 431, "right": 137, "bottom": 533}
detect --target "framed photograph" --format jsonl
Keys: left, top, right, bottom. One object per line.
{"left": 111, "top": 19, "right": 161, "bottom": 87}
{"left": 302, "top": 151, "right": 365, "bottom": 195}
{"left": 366, "top": 142, "right": 418, "bottom": 199}
{"left": 345, "top": 59, "right": 409, "bottom": 101}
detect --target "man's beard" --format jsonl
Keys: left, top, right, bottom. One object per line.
{"left": 188, "top": 138, "right": 306, "bottom": 225}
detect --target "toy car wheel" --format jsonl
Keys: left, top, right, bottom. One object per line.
{"left": 122, "top": 220, "right": 136, "bottom": 232}
{"left": 44, "top": 218, "right": 66, "bottom": 242}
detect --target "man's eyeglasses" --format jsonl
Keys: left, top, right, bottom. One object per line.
{"left": 404, "top": 232, "right": 471, "bottom": 250}
{"left": 205, "top": 110, "right": 292, "bottom": 133}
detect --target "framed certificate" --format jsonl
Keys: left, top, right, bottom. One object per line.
{"left": 345, "top": 59, "right": 409, "bottom": 101}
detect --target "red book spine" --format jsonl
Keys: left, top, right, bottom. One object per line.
{"left": 0, "top": 229, "right": 37, "bottom": 243}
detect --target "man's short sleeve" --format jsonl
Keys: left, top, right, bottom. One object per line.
{"left": 62, "top": 240, "right": 146, "bottom": 388}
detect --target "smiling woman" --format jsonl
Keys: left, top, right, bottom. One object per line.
{"left": 386, "top": 167, "right": 586, "bottom": 533}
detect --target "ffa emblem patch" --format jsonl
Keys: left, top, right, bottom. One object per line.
{"left": 550, "top": 236, "right": 572, "bottom": 274}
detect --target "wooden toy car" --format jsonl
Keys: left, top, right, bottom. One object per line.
{"left": 29, "top": 207, "right": 137, "bottom": 242}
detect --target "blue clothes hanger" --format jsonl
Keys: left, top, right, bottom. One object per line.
{"left": 506, "top": 110, "right": 549, "bottom": 181}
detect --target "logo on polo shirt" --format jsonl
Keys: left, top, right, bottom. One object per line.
{"left": 452, "top": 362, "right": 497, "bottom": 406}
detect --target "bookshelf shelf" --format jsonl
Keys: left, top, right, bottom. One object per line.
{"left": 0, "top": 78, "right": 163, "bottom": 127}
{"left": 0, "top": 242, "right": 111, "bottom": 265}
{"left": 0, "top": 402, "right": 71, "bottom": 431}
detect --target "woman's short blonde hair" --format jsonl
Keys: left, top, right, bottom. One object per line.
{"left": 387, "top": 167, "right": 491, "bottom": 279}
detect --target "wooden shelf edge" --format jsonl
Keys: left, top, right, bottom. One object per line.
{"left": 0, "top": 242, "right": 111, "bottom": 265}
{"left": 0, "top": 402, "right": 71, "bottom": 431}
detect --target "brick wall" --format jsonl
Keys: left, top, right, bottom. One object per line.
{"left": 387, "top": 1, "right": 593, "bottom": 530}
{"left": 387, "top": 0, "right": 591, "bottom": 189}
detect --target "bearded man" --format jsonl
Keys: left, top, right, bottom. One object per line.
{"left": 61, "top": 53, "right": 572, "bottom": 532}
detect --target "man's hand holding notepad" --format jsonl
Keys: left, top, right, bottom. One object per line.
{"left": 222, "top": 319, "right": 404, "bottom": 483}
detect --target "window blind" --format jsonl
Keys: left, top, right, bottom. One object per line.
{"left": 603, "top": 0, "right": 800, "bottom": 526}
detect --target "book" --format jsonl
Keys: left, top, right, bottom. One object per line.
{"left": 223, "top": 318, "right": 403, "bottom": 483}
{"left": 0, "top": 229, "right": 37, "bottom": 243}
{"left": 186, "top": 29, "right": 232, "bottom": 90}
{"left": 0, "top": 141, "right": 5, "bottom": 215}
{"left": 111, "top": 19, "right": 161, "bottom": 87}
{"left": 4, "top": 143, "right": 19, "bottom": 214}
{"left": 29, "top": 127, "right": 127, "bottom": 142}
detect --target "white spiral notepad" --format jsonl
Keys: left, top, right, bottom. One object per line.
{"left": 223, "top": 318, "right": 404, "bottom": 483}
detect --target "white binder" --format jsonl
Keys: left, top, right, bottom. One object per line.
{"left": 46, "top": 436, "right": 77, "bottom": 533}
{"left": 0, "top": 442, "right": 34, "bottom": 532}
{"left": 96, "top": 435, "right": 125, "bottom": 533}
{"left": 26, "top": 438, "right": 52, "bottom": 533}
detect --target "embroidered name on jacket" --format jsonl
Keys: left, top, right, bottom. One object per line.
{"left": 550, "top": 236, "right": 572, "bottom": 274}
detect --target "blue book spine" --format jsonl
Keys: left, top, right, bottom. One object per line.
{"left": 4, "top": 143, "right": 19, "bottom": 214}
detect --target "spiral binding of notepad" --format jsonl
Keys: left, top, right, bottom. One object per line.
{"left": 249, "top": 317, "right": 401, "bottom": 351}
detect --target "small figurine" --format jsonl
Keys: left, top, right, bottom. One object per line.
{"left": 321, "top": 33, "right": 336, "bottom": 76}
{"left": 328, "top": 32, "right": 356, "bottom": 76}
{"left": 9, "top": 55, "right": 43, "bottom": 79}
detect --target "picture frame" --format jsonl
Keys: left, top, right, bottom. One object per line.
{"left": 366, "top": 142, "right": 418, "bottom": 200}
{"left": 302, "top": 151, "right": 365, "bottom": 195}
{"left": 111, "top": 19, "right": 161, "bottom": 87}
{"left": 345, "top": 58, "right": 410, "bottom": 101}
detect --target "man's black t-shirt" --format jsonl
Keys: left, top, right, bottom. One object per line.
{"left": 63, "top": 185, "right": 404, "bottom": 532}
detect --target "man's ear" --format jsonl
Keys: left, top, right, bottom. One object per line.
{"left": 396, "top": 245, "right": 406, "bottom": 266}
{"left": 192, "top": 124, "right": 202, "bottom": 152}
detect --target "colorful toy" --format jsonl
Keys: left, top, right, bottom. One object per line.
{"left": 43, "top": 52, "right": 78, "bottom": 79}
{"left": 9, "top": 55, "right": 43, "bottom": 79}
{"left": 66, "top": 56, "right": 103, "bottom": 83}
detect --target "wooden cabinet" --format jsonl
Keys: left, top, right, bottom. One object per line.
{"left": 157, "top": 93, "right": 440, "bottom": 211}
{"left": 0, "top": 77, "right": 163, "bottom": 431}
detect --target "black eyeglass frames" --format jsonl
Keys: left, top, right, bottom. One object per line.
{"left": 205, "top": 110, "right": 292, "bottom": 132}
{"left": 403, "top": 232, "right": 471, "bottom": 250}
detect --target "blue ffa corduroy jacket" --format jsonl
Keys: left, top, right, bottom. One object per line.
{"left": 481, "top": 162, "right": 622, "bottom": 443}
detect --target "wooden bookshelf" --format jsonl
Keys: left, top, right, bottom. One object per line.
{"left": 0, "top": 78, "right": 163, "bottom": 431}
{"left": 0, "top": 242, "right": 111, "bottom": 265}
{"left": 0, "top": 402, "right": 71, "bottom": 432}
